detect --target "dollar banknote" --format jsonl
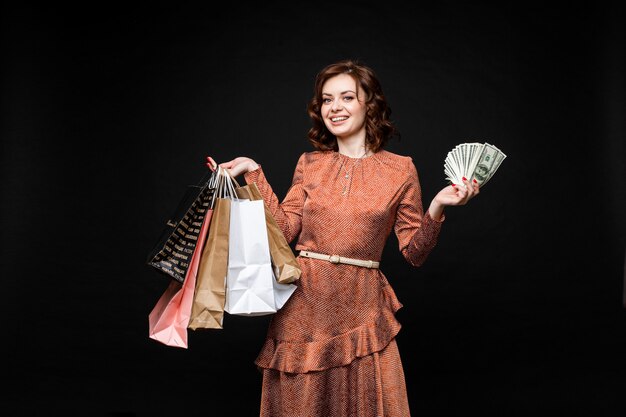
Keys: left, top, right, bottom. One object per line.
{"left": 444, "top": 142, "right": 506, "bottom": 187}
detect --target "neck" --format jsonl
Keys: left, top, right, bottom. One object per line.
{"left": 337, "top": 137, "right": 369, "bottom": 158}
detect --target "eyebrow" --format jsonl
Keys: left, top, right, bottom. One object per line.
{"left": 322, "top": 90, "right": 356, "bottom": 96}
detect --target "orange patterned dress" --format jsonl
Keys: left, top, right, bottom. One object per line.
{"left": 244, "top": 149, "right": 444, "bottom": 417}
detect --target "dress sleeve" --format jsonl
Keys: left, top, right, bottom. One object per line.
{"left": 243, "top": 153, "right": 306, "bottom": 244}
{"left": 394, "top": 158, "right": 445, "bottom": 267}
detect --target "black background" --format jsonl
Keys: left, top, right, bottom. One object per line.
{"left": 2, "top": 2, "right": 625, "bottom": 416}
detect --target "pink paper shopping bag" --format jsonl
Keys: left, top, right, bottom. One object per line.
{"left": 148, "top": 206, "right": 213, "bottom": 348}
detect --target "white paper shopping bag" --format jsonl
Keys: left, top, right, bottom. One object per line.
{"left": 224, "top": 199, "right": 296, "bottom": 316}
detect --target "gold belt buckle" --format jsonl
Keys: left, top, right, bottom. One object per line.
{"left": 329, "top": 255, "right": 341, "bottom": 264}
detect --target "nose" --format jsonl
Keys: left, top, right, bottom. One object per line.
{"left": 331, "top": 99, "right": 343, "bottom": 112}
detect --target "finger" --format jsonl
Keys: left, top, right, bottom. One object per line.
{"left": 452, "top": 182, "right": 466, "bottom": 194}
{"left": 455, "top": 188, "right": 466, "bottom": 199}
{"left": 206, "top": 156, "right": 218, "bottom": 171}
{"left": 471, "top": 179, "right": 480, "bottom": 196}
{"left": 467, "top": 179, "right": 480, "bottom": 197}
{"left": 464, "top": 182, "right": 475, "bottom": 199}
{"left": 463, "top": 177, "right": 477, "bottom": 200}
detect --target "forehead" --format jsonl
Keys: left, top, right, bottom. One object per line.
{"left": 322, "top": 73, "right": 357, "bottom": 94}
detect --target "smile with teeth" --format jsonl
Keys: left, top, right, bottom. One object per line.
{"left": 331, "top": 116, "right": 348, "bottom": 122}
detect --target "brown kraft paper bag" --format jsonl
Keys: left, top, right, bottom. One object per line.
{"left": 236, "top": 182, "right": 301, "bottom": 284}
{"left": 188, "top": 197, "right": 230, "bottom": 330}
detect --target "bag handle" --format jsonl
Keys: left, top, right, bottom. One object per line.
{"left": 211, "top": 167, "right": 243, "bottom": 207}
{"left": 221, "top": 168, "right": 240, "bottom": 199}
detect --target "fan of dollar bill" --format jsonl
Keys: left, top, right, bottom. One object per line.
{"left": 444, "top": 142, "right": 507, "bottom": 187}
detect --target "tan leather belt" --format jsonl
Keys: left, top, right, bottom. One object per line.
{"left": 298, "top": 250, "right": 379, "bottom": 269}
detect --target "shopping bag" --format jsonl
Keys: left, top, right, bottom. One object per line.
{"left": 147, "top": 281, "right": 183, "bottom": 345}
{"left": 148, "top": 204, "right": 213, "bottom": 348}
{"left": 147, "top": 170, "right": 216, "bottom": 283}
{"left": 188, "top": 167, "right": 235, "bottom": 330}
{"left": 235, "top": 183, "right": 301, "bottom": 284}
{"left": 224, "top": 198, "right": 297, "bottom": 316}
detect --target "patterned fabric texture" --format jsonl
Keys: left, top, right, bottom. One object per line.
{"left": 244, "top": 150, "right": 444, "bottom": 417}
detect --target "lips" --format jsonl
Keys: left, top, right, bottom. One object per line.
{"left": 330, "top": 116, "right": 348, "bottom": 123}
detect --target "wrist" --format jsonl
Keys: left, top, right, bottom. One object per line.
{"left": 428, "top": 200, "right": 444, "bottom": 221}
{"left": 248, "top": 161, "right": 259, "bottom": 172}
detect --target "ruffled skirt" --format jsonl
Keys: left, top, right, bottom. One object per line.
{"left": 255, "top": 258, "right": 411, "bottom": 416}
{"left": 260, "top": 338, "right": 410, "bottom": 417}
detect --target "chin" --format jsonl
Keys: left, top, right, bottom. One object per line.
{"left": 329, "top": 127, "right": 349, "bottom": 137}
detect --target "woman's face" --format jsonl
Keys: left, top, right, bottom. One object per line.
{"left": 320, "top": 74, "right": 367, "bottom": 141}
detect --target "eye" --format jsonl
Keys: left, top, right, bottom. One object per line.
{"left": 343, "top": 96, "right": 354, "bottom": 102}
{"left": 322, "top": 98, "right": 332, "bottom": 104}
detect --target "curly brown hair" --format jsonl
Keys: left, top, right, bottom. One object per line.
{"left": 307, "top": 59, "right": 398, "bottom": 153}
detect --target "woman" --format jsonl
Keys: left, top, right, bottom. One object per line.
{"left": 208, "top": 59, "right": 479, "bottom": 416}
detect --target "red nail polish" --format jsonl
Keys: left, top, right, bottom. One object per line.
{"left": 451, "top": 183, "right": 456, "bottom": 186}
{"left": 462, "top": 177, "right": 467, "bottom": 181}
{"left": 473, "top": 179, "right": 477, "bottom": 183}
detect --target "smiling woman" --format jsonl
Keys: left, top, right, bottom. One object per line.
{"left": 206, "top": 59, "right": 480, "bottom": 417}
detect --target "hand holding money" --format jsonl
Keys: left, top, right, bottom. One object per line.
{"left": 444, "top": 142, "right": 507, "bottom": 187}
{"left": 428, "top": 173, "right": 480, "bottom": 220}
